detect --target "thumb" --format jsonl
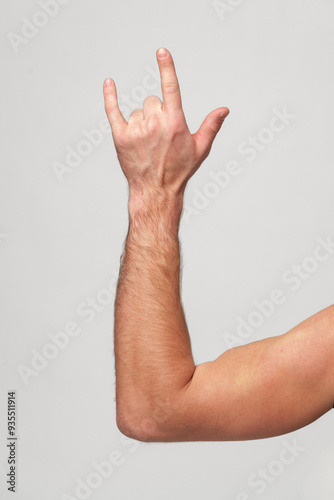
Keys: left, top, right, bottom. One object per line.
{"left": 193, "top": 107, "right": 229, "bottom": 160}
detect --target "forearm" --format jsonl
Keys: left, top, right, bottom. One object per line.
{"left": 114, "top": 191, "right": 195, "bottom": 440}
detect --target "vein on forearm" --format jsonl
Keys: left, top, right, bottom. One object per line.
{"left": 114, "top": 199, "right": 195, "bottom": 412}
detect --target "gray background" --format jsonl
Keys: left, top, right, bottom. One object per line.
{"left": 1, "top": 0, "right": 334, "bottom": 499}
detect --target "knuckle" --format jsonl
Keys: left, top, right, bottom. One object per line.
{"left": 160, "top": 59, "right": 173, "bottom": 70}
{"left": 131, "top": 125, "right": 143, "bottom": 139}
{"left": 168, "top": 117, "right": 186, "bottom": 136}
{"left": 143, "top": 95, "right": 161, "bottom": 107}
{"left": 146, "top": 116, "right": 160, "bottom": 133}
{"left": 163, "top": 81, "right": 179, "bottom": 95}
{"left": 104, "top": 102, "right": 114, "bottom": 114}
{"left": 129, "top": 108, "right": 143, "bottom": 120}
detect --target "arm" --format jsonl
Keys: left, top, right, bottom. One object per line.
{"left": 114, "top": 191, "right": 195, "bottom": 442}
{"left": 103, "top": 48, "right": 334, "bottom": 443}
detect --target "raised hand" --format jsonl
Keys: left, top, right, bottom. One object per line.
{"left": 103, "top": 48, "right": 229, "bottom": 202}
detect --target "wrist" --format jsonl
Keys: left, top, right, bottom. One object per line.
{"left": 127, "top": 189, "right": 183, "bottom": 240}
{"left": 128, "top": 188, "right": 183, "bottom": 220}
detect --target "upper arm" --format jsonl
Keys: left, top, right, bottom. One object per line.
{"left": 174, "top": 304, "right": 334, "bottom": 442}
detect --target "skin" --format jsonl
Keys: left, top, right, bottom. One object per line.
{"left": 103, "top": 47, "right": 334, "bottom": 443}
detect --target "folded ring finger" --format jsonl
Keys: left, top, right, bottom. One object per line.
{"left": 128, "top": 108, "right": 144, "bottom": 122}
{"left": 143, "top": 95, "right": 163, "bottom": 119}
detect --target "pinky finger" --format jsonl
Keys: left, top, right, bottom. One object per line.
{"left": 103, "top": 78, "right": 127, "bottom": 133}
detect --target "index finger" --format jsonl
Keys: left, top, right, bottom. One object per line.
{"left": 156, "top": 48, "right": 183, "bottom": 114}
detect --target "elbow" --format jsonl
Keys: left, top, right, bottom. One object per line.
{"left": 115, "top": 393, "right": 187, "bottom": 443}
{"left": 116, "top": 411, "right": 154, "bottom": 443}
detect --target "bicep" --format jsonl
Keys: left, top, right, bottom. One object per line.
{"left": 178, "top": 305, "right": 334, "bottom": 441}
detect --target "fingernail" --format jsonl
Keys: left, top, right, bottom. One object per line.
{"left": 219, "top": 110, "right": 229, "bottom": 121}
{"left": 158, "top": 47, "right": 168, "bottom": 58}
{"left": 105, "top": 78, "right": 112, "bottom": 86}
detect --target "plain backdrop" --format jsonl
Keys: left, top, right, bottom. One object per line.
{"left": 1, "top": 1, "right": 334, "bottom": 499}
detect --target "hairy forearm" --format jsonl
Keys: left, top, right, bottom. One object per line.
{"left": 114, "top": 191, "right": 195, "bottom": 440}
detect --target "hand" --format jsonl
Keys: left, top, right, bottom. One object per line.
{"left": 103, "top": 47, "right": 229, "bottom": 202}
